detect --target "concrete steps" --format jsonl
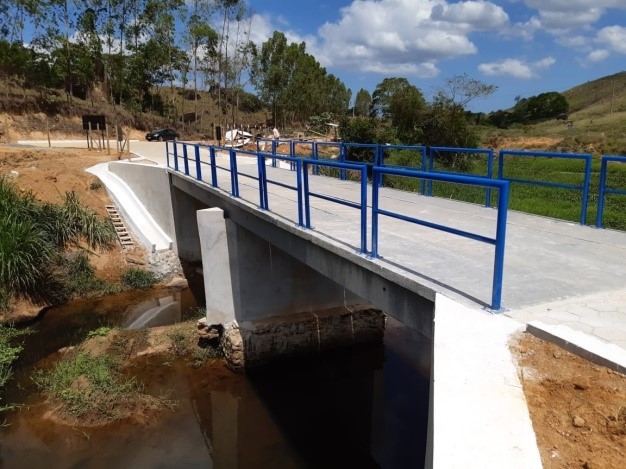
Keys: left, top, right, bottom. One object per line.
{"left": 105, "top": 204, "right": 134, "bottom": 248}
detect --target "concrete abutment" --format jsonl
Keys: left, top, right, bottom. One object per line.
{"left": 197, "top": 207, "right": 385, "bottom": 369}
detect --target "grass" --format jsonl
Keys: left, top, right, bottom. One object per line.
{"left": 1, "top": 326, "right": 31, "bottom": 415}
{"left": 0, "top": 177, "right": 116, "bottom": 305}
{"left": 381, "top": 149, "right": 626, "bottom": 230}
{"left": 120, "top": 268, "right": 158, "bottom": 291}
{"left": 33, "top": 351, "right": 143, "bottom": 418}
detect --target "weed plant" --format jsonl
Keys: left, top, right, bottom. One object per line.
{"left": 1, "top": 326, "right": 30, "bottom": 414}
{"left": 120, "top": 268, "right": 157, "bottom": 291}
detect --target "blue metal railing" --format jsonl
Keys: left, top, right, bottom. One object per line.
{"left": 428, "top": 147, "right": 495, "bottom": 207}
{"left": 302, "top": 159, "right": 368, "bottom": 253}
{"left": 596, "top": 155, "right": 626, "bottom": 228}
{"left": 498, "top": 150, "right": 592, "bottom": 225}
{"left": 379, "top": 144, "right": 427, "bottom": 192}
{"left": 372, "top": 167, "right": 509, "bottom": 311}
{"left": 166, "top": 142, "right": 511, "bottom": 310}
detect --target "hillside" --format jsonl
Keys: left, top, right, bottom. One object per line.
{"left": 0, "top": 81, "right": 268, "bottom": 144}
{"left": 482, "top": 71, "right": 626, "bottom": 155}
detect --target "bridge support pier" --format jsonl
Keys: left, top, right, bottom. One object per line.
{"left": 197, "top": 207, "right": 384, "bottom": 369}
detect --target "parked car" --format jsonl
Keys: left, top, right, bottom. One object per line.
{"left": 146, "top": 128, "right": 180, "bottom": 141}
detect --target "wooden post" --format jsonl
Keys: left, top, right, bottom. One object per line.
{"left": 125, "top": 129, "right": 131, "bottom": 160}
{"left": 46, "top": 116, "right": 51, "bottom": 147}
{"left": 87, "top": 122, "right": 92, "bottom": 150}
{"left": 106, "top": 124, "right": 111, "bottom": 155}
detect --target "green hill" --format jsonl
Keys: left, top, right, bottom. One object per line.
{"left": 482, "top": 71, "right": 626, "bottom": 156}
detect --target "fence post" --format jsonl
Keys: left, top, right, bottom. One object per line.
{"left": 194, "top": 144, "right": 202, "bottom": 181}
{"left": 596, "top": 157, "right": 608, "bottom": 228}
{"left": 173, "top": 142, "right": 179, "bottom": 172}
{"left": 183, "top": 143, "right": 190, "bottom": 176}
{"left": 491, "top": 181, "right": 510, "bottom": 311}
{"left": 485, "top": 149, "right": 494, "bottom": 207}
{"left": 360, "top": 166, "right": 368, "bottom": 253}
{"left": 580, "top": 155, "right": 592, "bottom": 225}
{"left": 371, "top": 169, "right": 380, "bottom": 258}
{"left": 166, "top": 141, "right": 170, "bottom": 168}
{"left": 229, "top": 149, "right": 239, "bottom": 197}
{"left": 296, "top": 159, "right": 304, "bottom": 227}
{"left": 209, "top": 146, "right": 218, "bottom": 187}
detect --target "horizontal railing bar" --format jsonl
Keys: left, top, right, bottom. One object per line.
{"left": 376, "top": 207, "right": 496, "bottom": 245}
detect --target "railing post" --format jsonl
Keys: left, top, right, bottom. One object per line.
{"left": 497, "top": 150, "right": 505, "bottom": 180}
{"left": 427, "top": 147, "right": 434, "bottom": 196}
{"left": 580, "top": 155, "right": 592, "bottom": 225}
{"left": 303, "top": 161, "right": 312, "bottom": 228}
{"left": 371, "top": 168, "right": 380, "bottom": 258}
{"left": 209, "top": 146, "right": 218, "bottom": 187}
{"left": 194, "top": 144, "right": 202, "bottom": 181}
{"left": 420, "top": 147, "right": 427, "bottom": 195}
{"left": 271, "top": 140, "right": 277, "bottom": 167}
{"left": 485, "top": 149, "right": 494, "bottom": 207}
{"left": 596, "top": 157, "right": 608, "bottom": 228}
{"left": 360, "top": 166, "right": 368, "bottom": 253}
{"left": 257, "top": 152, "right": 267, "bottom": 210}
{"left": 166, "top": 141, "right": 170, "bottom": 168}
{"left": 173, "top": 141, "right": 179, "bottom": 172}
{"left": 313, "top": 142, "right": 319, "bottom": 175}
{"left": 491, "top": 181, "right": 509, "bottom": 311}
{"left": 290, "top": 140, "right": 296, "bottom": 171}
{"left": 229, "top": 149, "right": 239, "bottom": 197}
{"left": 296, "top": 159, "right": 304, "bottom": 227}
{"left": 339, "top": 143, "right": 346, "bottom": 180}
{"left": 183, "top": 143, "right": 190, "bottom": 176}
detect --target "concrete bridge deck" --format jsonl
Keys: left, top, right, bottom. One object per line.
{"left": 129, "top": 141, "right": 626, "bottom": 350}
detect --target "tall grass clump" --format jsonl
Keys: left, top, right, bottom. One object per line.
{"left": 120, "top": 268, "right": 157, "bottom": 290}
{"left": 0, "top": 177, "right": 116, "bottom": 305}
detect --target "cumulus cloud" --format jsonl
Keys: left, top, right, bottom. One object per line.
{"left": 523, "top": 0, "right": 626, "bottom": 30}
{"left": 596, "top": 25, "right": 626, "bottom": 54}
{"left": 312, "top": 0, "right": 508, "bottom": 77}
{"left": 586, "top": 49, "right": 610, "bottom": 63}
{"left": 478, "top": 56, "right": 555, "bottom": 79}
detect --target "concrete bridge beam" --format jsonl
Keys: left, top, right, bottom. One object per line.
{"left": 196, "top": 207, "right": 384, "bottom": 369}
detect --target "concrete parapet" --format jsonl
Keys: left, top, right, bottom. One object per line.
{"left": 221, "top": 306, "right": 385, "bottom": 370}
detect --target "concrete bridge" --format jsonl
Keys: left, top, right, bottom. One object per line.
{"left": 90, "top": 141, "right": 626, "bottom": 468}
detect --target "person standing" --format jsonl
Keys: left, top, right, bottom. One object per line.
{"left": 272, "top": 127, "right": 280, "bottom": 139}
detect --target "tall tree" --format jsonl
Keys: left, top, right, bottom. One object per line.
{"left": 370, "top": 77, "right": 412, "bottom": 118}
{"left": 354, "top": 88, "right": 372, "bottom": 117}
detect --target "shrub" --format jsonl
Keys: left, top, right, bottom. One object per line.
{"left": 120, "top": 268, "right": 157, "bottom": 290}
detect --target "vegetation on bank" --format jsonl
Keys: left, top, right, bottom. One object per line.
{"left": 0, "top": 326, "right": 30, "bottom": 415}
{"left": 0, "top": 176, "right": 116, "bottom": 311}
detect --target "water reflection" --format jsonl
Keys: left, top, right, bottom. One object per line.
{"left": 1, "top": 311, "right": 430, "bottom": 468}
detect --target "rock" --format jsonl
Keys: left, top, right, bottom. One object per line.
{"left": 221, "top": 323, "right": 244, "bottom": 372}
{"left": 8, "top": 170, "right": 19, "bottom": 179}
{"left": 126, "top": 255, "right": 146, "bottom": 265}
{"left": 553, "top": 351, "right": 562, "bottom": 359}
{"left": 58, "top": 346, "right": 75, "bottom": 354}
{"left": 165, "top": 276, "right": 188, "bottom": 289}
{"left": 572, "top": 416, "right": 585, "bottom": 427}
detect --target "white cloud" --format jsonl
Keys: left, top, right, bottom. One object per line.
{"left": 555, "top": 35, "right": 589, "bottom": 48}
{"left": 505, "top": 16, "right": 541, "bottom": 41}
{"left": 523, "top": 0, "right": 626, "bottom": 30}
{"left": 478, "top": 56, "right": 555, "bottom": 79}
{"left": 586, "top": 49, "right": 610, "bottom": 63}
{"left": 596, "top": 25, "right": 626, "bottom": 54}
{"left": 314, "top": 0, "right": 508, "bottom": 76}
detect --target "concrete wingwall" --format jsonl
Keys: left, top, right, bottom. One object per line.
{"left": 108, "top": 161, "right": 176, "bottom": 248}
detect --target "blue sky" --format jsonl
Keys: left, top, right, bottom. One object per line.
{"left": 246, "top": 0, "right": 626, "bottom": 112}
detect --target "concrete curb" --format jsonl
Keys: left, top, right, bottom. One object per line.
{"left": 527, "top": 321, "right": 626, "bottom": 375}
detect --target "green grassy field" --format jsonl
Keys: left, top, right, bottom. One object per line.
{"left": 383, "top": 150, "right": 626, "bottom": 231}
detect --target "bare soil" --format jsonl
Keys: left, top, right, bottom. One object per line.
{"left": 4, "top": 144, "right": 626, "bottom": 463}
{"left": 511, "top": 332, "right": 626, "bottom": 468}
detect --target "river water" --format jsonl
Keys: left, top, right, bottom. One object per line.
{"left": 0, "top": 287, "right": 431, "bottom": 468}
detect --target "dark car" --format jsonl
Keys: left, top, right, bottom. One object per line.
{"left": 146, "top": 128, "right": 180, "bottom": 141}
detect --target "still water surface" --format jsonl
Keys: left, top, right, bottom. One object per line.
{"left": 1, "top": 288, "right": 430, "bottom": 468}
